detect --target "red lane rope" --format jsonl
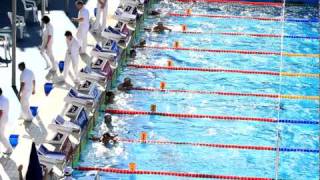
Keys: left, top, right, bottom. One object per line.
{"left": 106, "top": 109, "right": 276, "bottom": 123}
{"left": 169, "top": 13, "right": 281, "bottom": 21}
{"left": 174, "top": 0, "right": 282, "bottom": 7}
{"left": 127, "top": 64, "right": 281, "bottom": 76}
{"left": 118, "top": 139, "right": 275, "bottom": 151}
{"left": 76, "top": 166, "right": 273, "bottom": 179}
{"left": 217, "top": 32, "right": 281, "bottom": 37}
{"left": 131, "top": 87, "right": 279, "bottom": 98}
{"left": 144, "top": 46, "right": 281, "bottom": 55}
{"left": 175, "top": 31, "right": 319, "bottom": 40}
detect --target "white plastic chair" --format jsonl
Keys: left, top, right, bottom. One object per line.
{"left": 21, "top": 0, "right": 38, "bottom": 22}
{"left": 7, "top": 12, "right": 26, "bottom": 39}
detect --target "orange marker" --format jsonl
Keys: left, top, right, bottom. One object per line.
{"left": 160, "top": 82, "right": 166, "bottom": 90}
{"left": 140, "top": 132, "right": 148, "bottom": 142}
{"left": 186, "top": 9, "right": 192, "bottom": 15}
{"left": 150, "top": 104, "right": 157, "bottom": 112}
{"left": 167, "top": 60, "right": 173, "bottom": 67}
{"left": 129, "top": 162, "right": 136, "bottom": 171}
{"left": 181, "top": 24, "right": 187, "bottom": 32}
{"left": 173, "top": 41, "right": 180, "bottom": 48}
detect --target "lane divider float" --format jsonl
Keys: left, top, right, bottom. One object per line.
{"left": 131, "top": 87, "right": 320, "bottom": 101}
{"left": 175, "top": 30, "right": 320, "bottom": 40}
{"left": 127, "top": 64, "right": 320, "bottom": 78}
{"left": 105, "top": 109, "right": 319, "bottom": 125}
{"left": 76, "top": 166, "right": 274, "bottom": 179}
{"left": 142, "top": 46, "right": 320, "bottom": 58}
{"left": 117, "top": 138, "right": 319, "bottom": 153}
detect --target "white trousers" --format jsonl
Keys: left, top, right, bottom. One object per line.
{"left": 63, "top": 52, "right": 79, "bottom": 82}
{"left": 94, "top": 5, "right": 108, "bottom": 31}
{"left": 0, "top": 118, "right": 13, "bottom": 153}
{"left": 41, "top": 43, "right": 57, "bottom": 71}
{"left": 20, "top": 92, "right": 33, "bottom": 120}
{"left": 77, "top": 26, "right": 89, "bottom": 54}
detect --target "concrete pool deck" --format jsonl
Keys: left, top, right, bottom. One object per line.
{"left": 0, "top": 0, "right": 120, "bottom": 178}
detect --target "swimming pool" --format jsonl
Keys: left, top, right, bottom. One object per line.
{"left": 74, "top": 1, "right": 319, "bottom": 179}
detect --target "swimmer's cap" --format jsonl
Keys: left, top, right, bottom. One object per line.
{"left": 64, "top": 166, "right": 73, "bottom": 176}
{"left": 104, "top": 113, "right": 112, "bottom": 117}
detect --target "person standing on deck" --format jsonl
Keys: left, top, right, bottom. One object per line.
{"left": 0, "top": 88, "right": 13, "bottom": 155}
{"left": 63, "top": 31, "right": 81, "bottom": 84}
{"left": 93, "top": 0, "right": 108, "bottom": 33}
{"left": 40, "top": 16, "right": 57, "bottom": 74}
{"left": 18, "top": 62, "right": 35, "bottom": 122}
{"left": 72, "top": 0, "right": 90, "bottom": 54}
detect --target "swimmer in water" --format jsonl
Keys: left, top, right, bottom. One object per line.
{"left": 130, "top": 39, "right": 146, "bottom": 58}
{"left": 105, "top": 91, "right": 115, "bottom": 104}
{"left": 133, "top": 39, "right": 146, "bottom": 48}
{"left": 144, "top": 22, "right": 172, "bottom": 33}
{"left": 90, "top": 132, "right": 117, "bottom": 145}
{"left": 148, "top": 9, "right": 161, "bottom": 16}
{"left": 104, "top": 113, "right": 113, "bottom": 130}
{"left": 117, "top": 77, "right": 133, "bottom": 91}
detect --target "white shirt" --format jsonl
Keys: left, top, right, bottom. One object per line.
{"left": 97, "top": 0, "right": 108, "bottom": 10}
{"left": 66, "top": 37, "right": 80, "bottom": 55}
{"left": 20, "top": 68, "right": 35, "bottom": 94}
{"left": 42, "top": 23, "right": 54, "bottom": 46}
{"left": 78, "top": 7, "right": 90, "bottom": 29}
{"left": 0, "top": 95, "right": 9, "bottom": 121}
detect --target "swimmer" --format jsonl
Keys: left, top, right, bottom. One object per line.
{"left": 129, "top": 49, "right": 137, "bottom": 58}
{"left": 133, "top": 39, "right": 146, "bottom": 48}
{"left": 117, "top": 77, "right": 133, "bottom": 91}
{"left": 104, "top": 113, "right": 113, "bottom": 130}
{"left": 148, "top": 9, "right": 161, "bottom": 16}
{"left": 90, "top": 132, "right": 117, "bottom": 145}
{"left": 105, "top": 91, "right": 115, "bottom": 104}
{"left": 144, "top": 22, "right": 172, "bottom": 33}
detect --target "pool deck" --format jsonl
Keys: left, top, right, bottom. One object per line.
{"left": 0, "top": 0, "right": 120, "bottom": 178}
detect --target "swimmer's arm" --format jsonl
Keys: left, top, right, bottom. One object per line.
{"left": 89, "top": 136, "right": 101, "bottom": 142}
{"left": 165, "top": 26, "right": 172, "bottom": 32}
{"left": 144, "top": 28, "right": 152, "bottom": 32}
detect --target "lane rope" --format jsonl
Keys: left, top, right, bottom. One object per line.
{"left": 169, "top": 13, "right": 319, "bottom": 23}
{"left": 174, "top": 0, "right": 283, "bottom": 7}
{"left": 117, "top": 139, "right": 319, "bottom": 153}
{"left": 75, "top": 166, "right": 274, "bottom": 179}
{"left": 105, "top": 109, "right": 319, "bottom": 125}
{"left": 176, "top": 31, "right": 320, "bottom": 40}
{"left": 127, "top": 64, "right": 320, "bottom": 78}
{"left": 169, "top": 13, "right": 281, "bottom": 21}
{"left": 131, "top": 87, "right": 320, "bottom": 101}
{"left": 143, "top": 46, "right": 320, "bottom": 58}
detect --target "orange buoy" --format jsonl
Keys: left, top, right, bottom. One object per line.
{"left": 181, "top": 24, "right": 187, "bottom": 32}
{"left": 186, "top": 9, "right": 192, "bottom": 15}
{"left": 150, "top": 104, "right": 157, "bottom": 112}
{"left": 140, "top": 132, "right": 148, "bottom": 142}
{"left": 129, "top": 162, "right": 136, "bottom": 171}
{"left": 173, "top": 41, "right": 180, "bottom": 48}
{"left": 160, "top": 82, "right": 166, "bottom": 90}
{"left": 167, "top": 60, "right": 173, "bottom": 67}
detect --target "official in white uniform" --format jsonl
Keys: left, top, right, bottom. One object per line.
{"left": 64, "top": 31, "right": 80, "bottom": 84}
{"left": 73, "top": 0, "right": 89, "bottom": 54}
{"left": 18, "top": 62, "right": 35, "bottom": 121}
{"left": 94, "top": 0, "right": 108, "bottom": 32}
{"left": 0, "top": 88, "right": 13, "bottom": 154}
{"left": 40, "top": 16, "right": 57, "bottom": 73}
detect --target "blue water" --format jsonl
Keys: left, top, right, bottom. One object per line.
{"left": 74, "top": 2, "right": 319, "bottom": 180}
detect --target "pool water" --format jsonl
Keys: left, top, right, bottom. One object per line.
{"left": 74, "top": 1, "right": 319, "bottom": 180}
